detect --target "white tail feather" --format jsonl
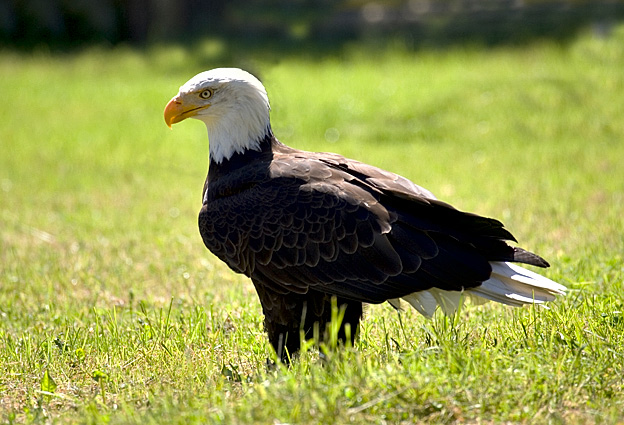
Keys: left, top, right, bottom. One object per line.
{"left": 471, "top": 261, "right": 566, "bottom": 305}
{"left": 387, "top": 298, "right": 401, "bottom": 310}
{"left": 429, "top": 288, "right": 463, "bottom": 316}
{"left": 402, "top": 291, "right": 438, "bottom": 318}
{"left": 392, "top": 261, "right": 566, "bottom": 317}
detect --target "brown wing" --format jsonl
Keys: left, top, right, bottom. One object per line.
{"left": 198, "top": 147, "right": 547, "bottom": 304}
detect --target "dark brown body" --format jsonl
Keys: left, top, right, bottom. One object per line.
{"left": 198, "top": 131, "right": 547, "bottom": 360}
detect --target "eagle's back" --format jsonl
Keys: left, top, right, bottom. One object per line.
{"left": 198, "top": 137, "right": 546, "bottom": 305}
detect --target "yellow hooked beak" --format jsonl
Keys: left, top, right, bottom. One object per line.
{"left": 163, "top": 95, "right": 210, "bottom": 128}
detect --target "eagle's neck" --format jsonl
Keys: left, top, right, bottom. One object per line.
{"left": 207, "top": 124, "right": 270, "bottom": 164}
{"left": 206, "top": 130, "right": 276, "bottom": 184}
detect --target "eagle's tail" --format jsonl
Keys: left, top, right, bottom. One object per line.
{"left": 389, "top": 261, "right": 566, "bottom": 318}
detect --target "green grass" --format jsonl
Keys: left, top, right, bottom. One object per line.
{"left": 1, "top": 27, "right": 624, "bottom": 424}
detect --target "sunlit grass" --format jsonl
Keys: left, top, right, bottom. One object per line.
{"left": 1, "top": 26, "right": 623, "bottom": 424}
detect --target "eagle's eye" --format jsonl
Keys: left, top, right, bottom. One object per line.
{"left": 199, "top": 89, "right": 213, "bottom": 99}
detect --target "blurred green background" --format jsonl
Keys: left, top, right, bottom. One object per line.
{"left": 3, "top": 0, "right": 624, "bottom": 49}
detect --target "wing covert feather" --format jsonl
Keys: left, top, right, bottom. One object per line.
{"left": 199, "top": 149, "right": 546, "bottom": 304}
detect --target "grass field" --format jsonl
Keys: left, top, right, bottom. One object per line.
{"left": 1, "top": 26, "right": 624, "bottom": 424}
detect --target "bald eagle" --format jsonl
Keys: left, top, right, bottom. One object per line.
{"left": 164, "top": 68, "right": 565, "bottom": 361}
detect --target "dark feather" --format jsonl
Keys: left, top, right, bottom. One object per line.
{"left": 200, "top": 135, "right": 550, "bottom": 297}
{"left": 197, "top": 133, "right": 554, "bottom": 360}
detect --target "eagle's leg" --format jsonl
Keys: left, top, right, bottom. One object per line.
{"left": 320, "top": 294, "right": 363, "bottom": 349}
{"left": 254, "top": 285, "right": 362, "bottom": 362}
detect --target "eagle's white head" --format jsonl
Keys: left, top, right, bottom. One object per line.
{"left": 164, "top": 68, "right": 271, "bottom": 164}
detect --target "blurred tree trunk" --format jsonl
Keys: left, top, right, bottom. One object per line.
{"left": 116, "top": 0, "right": 227, "bottom": 43}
